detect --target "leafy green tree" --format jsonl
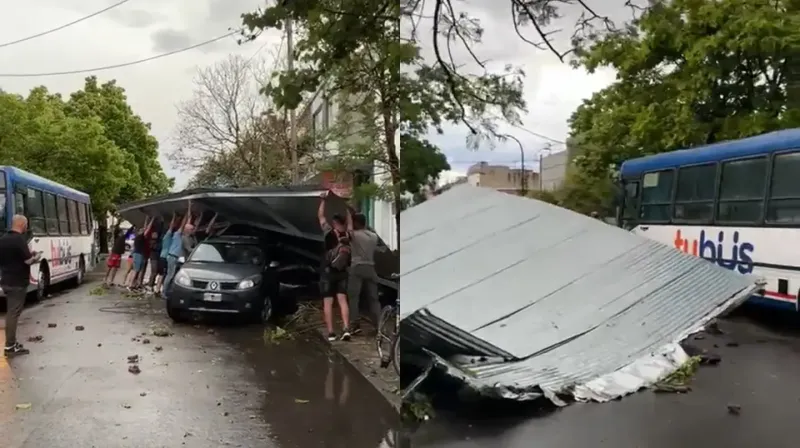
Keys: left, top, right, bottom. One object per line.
{"left": 65, "top": 76, "right": 173, "bottom": 204}
{"left": 400, "top": 134, "right": 450, "bottom": 198}
{"left": 569, "top": 0, "right": 800, "bottom": 196}
{"left": 242, "top": 0, "right": 526, "bottom": 247}
{"left": 0, "top": 88, "right": 130, "bottom": 224}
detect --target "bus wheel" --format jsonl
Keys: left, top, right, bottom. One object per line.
{"left": 36, "top": 263, "right": 50, "bottom": 302}
{"left": 75, "top": 256, "right": 86, "bottom": 286}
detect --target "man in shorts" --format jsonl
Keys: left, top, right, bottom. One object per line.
{"left": 103, "top": 228, "right": 126, "bottom": 287}
{"left": 317, "top": 191, "right": 352, "bottom": 341}
{"left": 128, "top": 217, "right": 154, "bottom": 290}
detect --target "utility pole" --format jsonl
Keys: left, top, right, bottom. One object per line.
{"left": 539, "top": 143, "right": 552, "bottom": 191}
{"left": 286, "top": 16, "right": 299, "bottom": 183}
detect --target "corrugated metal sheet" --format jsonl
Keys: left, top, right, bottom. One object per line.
{"left": 400, "top": 185, "right": 760, "bottom": 402}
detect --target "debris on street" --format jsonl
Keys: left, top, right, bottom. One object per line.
{"left": 27, "top": 335, "right": 44, "bottom": 343}
{"left": 75, "top": 325, "right": 84, "bottom": 331}
{"left": 15, "top": 403, "right": 32, "bottom": 411}
{"left": 400, "top": 185, "right": 762, "bottom": 405}
{"left": 128, "top": 365, "right": 141, "bottom": 375}
{"left": 47, "top": 323, "right": 57, "bottom": 328}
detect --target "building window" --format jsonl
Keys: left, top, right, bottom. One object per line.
{"left": 673, "top": 163, "right": 716, "bottom": 221}
{"left": 767, "top": 151, "right": 800, "bottom": 223}
{"left": 718, "top": 157, "right": 767, "bottom": 223}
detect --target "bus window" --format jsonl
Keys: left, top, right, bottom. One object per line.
{"left": 767, "top": 151, "right": 800, "bottom": 223}
{"left": 640, "top": 170, "right": 674, "bottom": 221}
{"left": 718, "top": 157, "right": 767, "bottom": 223}
{"left": 56, "top": 196, "right": 69, "bottom": 235}
{"left": 44, "top": 192, "right": 58, "bottom": 235}
{"left": 27, "top": 189, "right": 46, "bottom": 234}
{"left": 0, "top": 192, "right": 5, "bottom": 230}
{"left": 673, "top": 163, "right": 716, "bottom": 221}
{"left": 14, "top": 191, "right": 25, "bottom": 215}
{"left": 68, "top": 200, "right": 80, "bottom": 235}
{"left": 78, "top": 201, "right": 88, "bottom": 234}
{"left": 0, "top": 170, "right": 5, "bottom": 189}
{"left": 622, "top": 181, "right": 639, "bottom": 218}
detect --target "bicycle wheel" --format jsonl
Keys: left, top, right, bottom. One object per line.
{"left": 376, "top": 305, "right": 397, "bottom": 364}
{"left": 391, "top": 332, "right": 400, "bottom": 376}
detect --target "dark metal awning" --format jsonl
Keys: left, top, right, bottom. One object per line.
{"left": 117, "top": 185, "right": 349, "bottom": 242}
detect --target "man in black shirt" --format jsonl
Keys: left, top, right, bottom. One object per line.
{"left": 0, "top": 215, "right": 41, "bottom": 357}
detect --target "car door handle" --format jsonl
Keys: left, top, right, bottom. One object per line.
{"left": 34, "top": 238, "right": 40, "bottom": 243}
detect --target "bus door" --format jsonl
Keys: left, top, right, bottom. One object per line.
{"left": 619, "top": 179, "right": 641, "bottom": 229}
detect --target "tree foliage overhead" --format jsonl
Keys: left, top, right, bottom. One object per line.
{"left": 569, "top": 0, "right": 800, "bottom": 184}
{"left": 240, "top": 0, "right": 527, "bottom": 223}
{"left": 66, "top": 77, "right": 173, "bottom": 203}
{"left": 0, "top": 77, "right": 171, "bottom": 219}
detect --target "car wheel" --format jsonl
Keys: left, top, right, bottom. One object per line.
{"left": 75, "top": 256, "right": 86, "bottom": 286}
{"left": 166, "top": 301, "right": 188, "bottom": 323}
{"left": 34, "top": 264, "right": 49, "bottom": 302}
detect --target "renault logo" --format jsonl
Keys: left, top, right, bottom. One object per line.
{"left": 209, "top": 281, "right": 218, "bottom": 290}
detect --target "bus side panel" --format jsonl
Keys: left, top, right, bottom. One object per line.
{"left": 632, "top": 224, "right": 800, "bottom": 312}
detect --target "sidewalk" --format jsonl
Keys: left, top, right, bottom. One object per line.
{"left": 293, "top": 304, "right": 401, "bottom": 410}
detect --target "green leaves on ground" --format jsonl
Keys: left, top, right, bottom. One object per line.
{"left": 567, "top": 0, "right": 800, "bottom": 211}
{"left": 0, "top": 76, "right": 171, "bottom": 219}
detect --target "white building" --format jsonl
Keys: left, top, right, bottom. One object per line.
{"left": 299, "top": 87, "right": 399, "bottom": 250}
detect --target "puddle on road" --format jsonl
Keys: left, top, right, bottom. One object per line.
{"left": 219, "top": 326, "right": 403, "bottom": 448}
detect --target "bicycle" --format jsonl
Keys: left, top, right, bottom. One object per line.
{"left": 377, "top": 274, "right": 400, "bottom": 376}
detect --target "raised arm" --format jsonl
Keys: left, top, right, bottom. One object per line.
{"left": 318, "top": 191, "right": 329, "bottom": 230}
{"left": 345, "top": 205, "right": 353, "bottom": 232}
{"left": 144, "top": 216, "right": 155, "bottom": 234}
{"left": 180, "top": 200, "right": 192, "bottom": 228}
{"left": 168, "top": 212, "right": 177, "bottom": 230}
{"left": 205, "top": 213, "right": 218, "bottom": 234}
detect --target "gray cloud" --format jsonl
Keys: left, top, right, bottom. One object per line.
{"left": 151, "top": 29, "right": 195, "bottom": 53}
{"left": 106, "top": 9, "right": 165, "bottom": 28}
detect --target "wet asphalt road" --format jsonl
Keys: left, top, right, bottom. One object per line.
{"left": 410, "top": 307, "right": 800, "bottom": 448}
{"left": 0, "top": 277, "right": 400, "bottom": 448}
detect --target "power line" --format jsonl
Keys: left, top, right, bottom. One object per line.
{"left": 0, "top": 0, "right": 133, "bottom": 50}
{"left": 0, "top": 31, "right": 240, "bottom": 78}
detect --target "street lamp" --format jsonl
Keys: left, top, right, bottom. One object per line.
{"left": 502, "top": 134, "right": 526, "bottom": 195}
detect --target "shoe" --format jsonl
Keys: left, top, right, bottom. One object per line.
{"left": 327, "top": 333, "right": 337, "bottom": 342}
{"left": 340, "top": 330, "right": 351, "bottom": 341}
{"left": 4, "top": 343, "right": 30, "bottom": 357}
{"left": 350, "top": 323, "right": 362, "bottom": 335}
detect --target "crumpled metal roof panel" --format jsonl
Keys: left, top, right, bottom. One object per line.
{"left": 400, "top": 184, "right": 759, "bottom": 401}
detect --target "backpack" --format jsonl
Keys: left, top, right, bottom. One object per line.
{"left": 326, "top": 232, "right": 351, "bottom": 272}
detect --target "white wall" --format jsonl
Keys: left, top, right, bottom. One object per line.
{"left": 540, "top": 151, "right": 569, "bottom": 191}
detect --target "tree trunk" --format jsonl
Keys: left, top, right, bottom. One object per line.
{"left": 98, "top": 224, "right": 109, "bottom": 254}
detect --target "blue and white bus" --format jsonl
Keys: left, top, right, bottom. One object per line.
{"left": 1, "top": 166, "right": 96, "bottom": 300}
{"left": 618, "top": 128, "right": 800, "bottom": 312}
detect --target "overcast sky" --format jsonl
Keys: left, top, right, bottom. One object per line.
{"left": 0, "top": 0, "right": 282, "bottom": 190}
{"left": 407, "top": 0, "right": 627, "bottom": 181}
{"left": 0, "top": 0, "right": 626, "bottom": 191}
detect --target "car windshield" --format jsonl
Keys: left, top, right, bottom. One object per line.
{"left": 189, "top": 242, "right": 264, "bottom": 265}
